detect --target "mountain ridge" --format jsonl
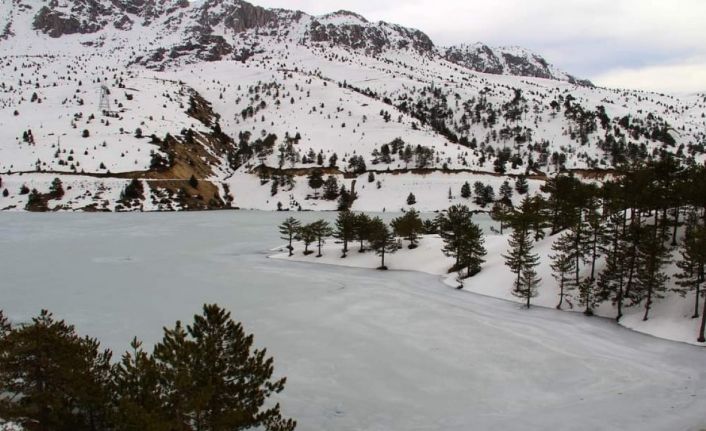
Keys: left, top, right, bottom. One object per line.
{"left": 5, "top": 0, "right": 587, "bottom": 83}
{"left": 0, "top": 0, "right": 704, "bottom": 212}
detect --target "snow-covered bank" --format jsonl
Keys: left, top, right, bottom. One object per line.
{"left": 271, "top": 234, "right": 706, "bottom": 346}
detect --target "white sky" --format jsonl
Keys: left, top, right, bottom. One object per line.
{"left": 241, "top": 0, "right": 706, "bottom": 94}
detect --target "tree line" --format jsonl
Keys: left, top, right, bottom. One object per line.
{"left": 278, "top": 206, "right": 486, "bottom": 275}
{"left": 0, "top": 305, "right": 296, "bottom": 431}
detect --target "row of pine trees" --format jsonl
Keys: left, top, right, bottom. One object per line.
{"left": 278, "top": 207, "right": 487, "bottom": 273}
{"left": 0, "top": 306, "right": 296, "bottom": 431}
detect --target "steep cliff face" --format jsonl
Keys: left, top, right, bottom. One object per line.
{"left": 444, "top": 43, "right": 594, "bottom": 86}
{"left": 33, "top": 2, "right": 109, "bottom": 37}
{"left": 307, "top": 10, "right": 434, "bottom": 56}
{"left": 29, "top": 0, "right": 191, "bottom": 37}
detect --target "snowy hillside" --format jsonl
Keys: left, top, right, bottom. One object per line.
{"left": 0, "top": 0, "right": 705, "bottom": 211}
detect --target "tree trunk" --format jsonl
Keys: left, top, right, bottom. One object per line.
{"left": 698, "top": 294, "right": 706, "bottom": 343}
{"left": 590, "top": 231, "right": 598, "bottom": 281}
{"left": 288, "top": 235, "right": 293, "bottom": 256}
{"left": 671, "top": 206, "right": 680, "bottom": 246}
{"left": 694, "top": 283, "right": 701, "bottom": 319}
{"left": 557, "top": 279, "right": 564, "bottom": 309}
{"left": 574, "top": 221, "right": 582, "bottom": 286}
{"left": 643, "top": 285, "right": 653, "bottom": 321}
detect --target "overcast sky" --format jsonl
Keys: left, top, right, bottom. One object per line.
{"left": 244, "top": 0, "right": 706, "bottom": 94}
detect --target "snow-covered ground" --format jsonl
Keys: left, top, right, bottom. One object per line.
{"left": 1, "top": 211, "right": 704, "bottom": 431}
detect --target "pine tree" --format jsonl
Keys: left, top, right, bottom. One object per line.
{"left": 307, "top": 170, "right": 324, "bottom": 198}
{"left": 583, "top": 187, "right": 605, "bottom": 282}
{"left": 635, "top": 223, "right": 671, "bottom": 321}
{"left": 550, "top": 232, "right": 577, "bottom": 309}
{"left": 402, "top": 145, "right": 413, "bottom": 168}
{"left": 49, "top": 177, "right": 64, "bottom": 199}
{"left": 422, "top": 218, "right": 438, "bottom": 235}
{"left": 152, "top": 305, "right": 296, "bottom": 431}
{"left": 490, "top": 201, "right": 512, "bottom": 234}
{"left": 499, "top": 180, "right": 513, "bottom": 204}
{"left": 322, "top": 176, "right": 339, "bottom": 200}
{"left": 437, "top": 204, "right": 474, "bottom": 270}
{"left": 406, "top": 192, "right": 416, "bottom": 206}
{"left": 296, "top": 223, "right": 316, "bottom": 255}
{"left": 460, "top": 181, "right": 471, "bottom": 199}
{"left": 0, "top": 310, "right": 113, "bottom": 431}
{"left": 472, "top": 181, "right": 486, "bottom": 206}
{"left": 674, "top": 212, "right": 706, "bottom": 319}
{"left": 518, "top": 265, "right": 541, "bottom": 308}
{"left": 334, "top": 211, "right": 356, "bottom": 257}
{"left": 336, "top": 184, "right": 356, "bottom": 211}
{"left": 577, "top": 277, "right": 601, "bottom": 316}
{"left": 458, "top": 221, "right": 487, "bottom": 278}
{"left": 565, "top": 209, "right": 591, "bottom": 288}
{"left": 598, "top": 211, "right": 632, "bottom": 320}
{"left": 112, "top": 337, "right": 171, "bottom": 431}
{"left": 353, "top": 213, "right": 371, "bottom": 252}
{"left": 278, "top": 217, "right": 301, "bottom": 256}
{"left": 368, "top": 217, "right": 399, "bottom": 270}
{"left": 311, "top": 219, "right": 333, "bottom": 257}
{"left": 391, "top": 209, "right": 424, "bottom": 249}
{"left": 523, "top": 195, "right": 549, "bottom": 241}
{"left": 482, "top": 185, "right": 495, "bottom": 207}
{"left": 504, "top": 207, "right": 541, "bottom": 308}
{"left": 515, "top": 175, "right": 529, "bottom": 194}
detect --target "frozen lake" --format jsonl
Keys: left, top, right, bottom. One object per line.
{"left": 1, "top": 211, "right": 704, "bottom": 431}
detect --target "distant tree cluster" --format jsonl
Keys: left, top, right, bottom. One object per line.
{"left": 278, "top": 205, "right": 487, "bottom": 276}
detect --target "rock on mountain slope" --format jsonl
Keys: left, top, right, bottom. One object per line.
{"left": 443, "top": 43, "right": 594, "bottom": 86}
{"left": 0, "top": 0, "right": 704, "bottom": 212}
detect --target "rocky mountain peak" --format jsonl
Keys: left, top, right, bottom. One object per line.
{"left": 443, "top": 43, "right": 593, "bottom": 86}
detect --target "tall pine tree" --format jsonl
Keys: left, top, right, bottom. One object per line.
{"left": 333, "top": 211, "right": 356, "bottom": 257}
{"left": 278, "top": 217, "right": 301, "bottom": 257}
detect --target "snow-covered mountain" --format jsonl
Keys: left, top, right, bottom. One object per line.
{"left": 0, "top": 0, "right": 705, "bottom": 211}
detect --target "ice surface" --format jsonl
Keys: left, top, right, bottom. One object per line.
{"left": 0, "top": 212, "right": 704, "bottom": 431}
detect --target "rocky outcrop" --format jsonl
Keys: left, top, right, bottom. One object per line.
{"left": 221, "top": 0, "right": 277, "bottom": 32}
{"left": 33, "top": 6, "right": 91, "bottom": 37}
{"left": 443, "top": 43, "right": 593, "bottom": 86}
{"left": 444, "top": 43, "right": 503, "bottom": 74}
{"left": 308, "top": 12, "right": 434, "bottom": 55}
